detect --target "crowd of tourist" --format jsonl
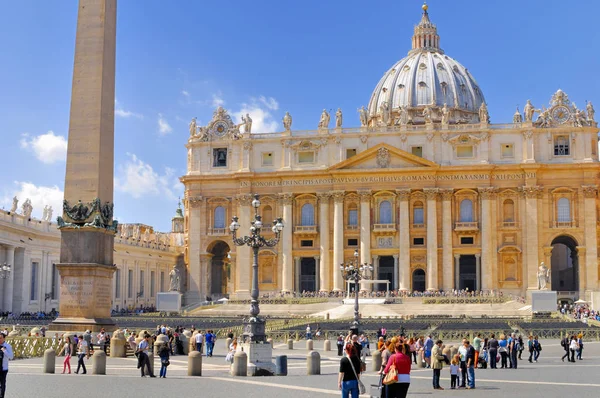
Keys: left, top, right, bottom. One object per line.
{"left": 561, "top": 303, "right": 600, "bottom": 322}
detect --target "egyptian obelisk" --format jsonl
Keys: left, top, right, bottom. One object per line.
{"left": 52, "top": 0, "right": 117, "bottom": 332}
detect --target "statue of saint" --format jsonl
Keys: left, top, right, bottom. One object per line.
{"left": 422, "top": 106, "right": 432, "bottom": 123}
{"left": 169, "top": 265, "right": 181, "bottom": 292}
{"left": 441, "top": 103, "right": 450, "bottom": 125}
{"left": 587, "top": 101, "right": 595, "bottom": 122}
{"left": 357, "top": 106, "right": 368, "bottom": 127}
{"left": 380, "top": 101, "right": 390, "bottom": 126}
{"left": 318, "top": 109, "right": 330, "bottom": 129}
{"left": 42, "top": 205, "right": 48, "bottom": 221}
{"left": 524, "top": 100, "right": 535, "bottom": 121}
{"left": 283, "top": 112, "right": 292, "bottom": 131}
{"left": 22, "top": 199, "right": 33, "bottom": 218}
{"left": 479, "top": 102, "right": 489, "bottom": 123}
{"left": 513, "top": 107, "right": 523, "bottom": 124}
{"left": 574, "top": 106, "right": 587, "bottom": 127}
{"left": 398, "top": 106, "right": 409, "bottom": 126}
{"left": 242, "top": 113, "right": 252, "bottom": 134}
{"left": 46, "top": 206, "right": 53, "bottom": 222}
{"left": 189, "top": 117, "right": 197, "bottom": 136}
{"left": 10, "top": 196, "right": 18, "bottom": 213}
{"left": 537, "top": 262, "right": 550, "bottom": 290}
{"left": 535, "top": 106, "right": 549, "bottom": 127}
{"left": 335, "top": 108, "right": 343, "bottom": 128}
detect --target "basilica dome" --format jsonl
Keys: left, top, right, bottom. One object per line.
{"left": 367, "top": 4, "right": 486, "bottom": 125}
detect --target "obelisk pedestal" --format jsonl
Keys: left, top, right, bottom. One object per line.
{"left": 51, "top": 0, "right": 118, "bottom": 332}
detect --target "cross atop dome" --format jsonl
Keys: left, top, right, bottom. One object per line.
{"left": 411, "top": 2, "right": 441, "bottom": 53}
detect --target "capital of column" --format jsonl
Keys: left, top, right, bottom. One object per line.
{"left": 522, "top": 130, "right": 533, "bottom": 140}
{"left": 438, "top": 188, "right": 454, "bottom": 201}
{"left": 396, "top": 189, "right": 411, "bottom": 201}
{"left": 372, "top": 255, "right": 379, "bottom": 261}
{"left": 187, "top": 195, "right": 204, "bottom": 208}
{"left": 423, "top": 188, "right": 439, "bottom": 200}
{"left": 278, "top": 193, "right": 294, "bottom": 206}
{"left": 332, "top": 190, "right": 345, "bottom": 204}
{"left": 358, "top": 190, "right": 372, "bottom": 202}
{"left": 454, "top": 254, "right": 461, "bottom": 260}
{"left": 235, "top": 194, "right": 254, "bottom": 206}
{"left": 313, "top": 255, "right": 320, "bottom": 261}
{"left": 474, "top": 253, "right": 481, "bottom": 259}
{"left": 519, "top": 185, "right": 543, "bottom": 199}
{"left": 316, "top": 192, "right": 332, "bottom": 202}
{"left": 392, "top": 254, "right": 399, "bottom": 260}
{"left": 582, "top": 185, "right": 598, "bottom": 199}
{"left": 478, "top": 187, "right": 498, "bottom": 199}
{"left": 542, "top": 246, "right": 554, "bottom": 256}
{"left": 576, "top": 246, "right": 586, "bottom": 255}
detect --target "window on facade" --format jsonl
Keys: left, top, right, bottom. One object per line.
{"left": 213, "top": 148, "right": 228, "bottom": 167}
{"left": 115, "top": 269, "right": 121, "bottom": 299}
{"left": 51, "top": 263, "right": 58, "bottom": 300}
{"left": 298, "top": 151, "right": 315, "bottom": 163}
{"left": 413, "top": 201, "right": 424, "bottom": 225}
{"left": 262, "top": 152, "right": 273, "bottom": 166}
{"left": 30, "top": 262, "right": 38, "bottom": 301}
{"left": 503, "top": 199, "right": 515, "bottom": 222}
{"left": 554, "top": 136, "right": 570, "bottom": 156}
{"left": 346, "top": 148, "right": 357, "bottom": 159}
{"left": 413, "top": 237, "right": 425, "bottom": 246}
{"left": 460, "top": 237, "right": 474, "bottom": 245}
{"left": 300, "top": 240, "right": 313, "bottom": 247}
{"left": 214, "top": 206, "right": 225, "bottom": 229}
{"left": 348, "top": 205, "right": 358, "bottom": 226}
{"left": 150, "top": 271, "right": 155, "bottom": 298}
{"left": 140, "top": 270, "right": 145, "bottom": 296}
{"left": 347, "top": 238, "right": 358, "bottom": 247}
{"left": 160, "top": 271, "right": 165, "bottom": 292}
{"left": 501, "top": 144, "right": 514, "bottom": 158}
{"left": 128, "top": 270, "right": 133, "bottom": 298}
{"left": 301, "top": 203, "right": 315, "bottom": 226}
{"left": 411, "top": 146, "right": 423, "bottom": 157}
{"left": 379, "top": 200, "right": 392, "bottom": 224}
{"left": 557, "top": 197, "right": 571, "bottom": 222}
{"left": 263, "top": 205, "right": 273, "bottom": 227}
{"left": 459, "top": 199, "right": 474, "bottom": 222}
{"left": 456, "top": 145, "right": 474, "bottom": 158}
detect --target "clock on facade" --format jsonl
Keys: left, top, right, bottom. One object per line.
{"left": 213, "top": 121, "right": 228, "bottom": 137}
{"left": 552, "top": 106, "right": 570, "bottom": 124}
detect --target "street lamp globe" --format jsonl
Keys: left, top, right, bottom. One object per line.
{"left": 251, "top": 194, "right": 261, "bottom": 209}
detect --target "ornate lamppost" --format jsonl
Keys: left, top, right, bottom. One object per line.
{"left": 0, "top": 263, "right": 11, "bottom": 279}
{"left": 340, "top": 249, "right": 373, "bottom": 336}
{"left": 230, "top": 194, "right": 284, "bottom": 343}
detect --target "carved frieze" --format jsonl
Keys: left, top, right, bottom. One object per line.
{"left": 396, "top": 189, "right": 411, "bottom": 201}
{"left": 439, "top": 188, "right": 454, "bottom": 201}
{"left": 376, "top": 147, "right": 390, "bottom": 168}
{"left": 332, "top": 190, "right": 345, "bottom": 203}
{"left": 235, "top": 194, "right": 254, "bottom": 206}
{"left": 478, "top": 187, "right": 498, "bottom": 199}
{"left": 519, "top": 186, "right": 544, "bottom": 199}
{"left": 358, "top": 190, "right": 372, "bottom": 202}
{"left": 423, "top": 188, "right": 439, "bottom": 200}
{"left": 278, "top": 193, "right": 294, "bottom": 206}
{"left": 582, "top": 185, "right": 598, "bottom": 199}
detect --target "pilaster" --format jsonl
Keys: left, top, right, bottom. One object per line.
{"left": 278, "top": 193, "right": 294, "bottom": 293}
{"left": 520, "top": 186, "right": 543, "bottom": 291}
{"left": 234, "top": 194, "right": 253, "bottom": 298}
{"left": 317, "top": 193, "right": 331, "bottom": 291}
{"left": 396, "top": 189, "right": 411, "bottom": 291}
{"left": 439, "top": 189, "right": 453, "bottom": 291}
{"left": 424, "top": 188, "right": 439, "bottom": 290}
{"left": 332, "top": 191, "right": 345, "bottom": 291}
{"left": 358, "top": 190, "right": 372, "bottom": 266}
{"left": 478, "top": 187, "right": 497, "bottom": 290}
{"left": 582, "top": 185, "right": 598, "bottom": 291}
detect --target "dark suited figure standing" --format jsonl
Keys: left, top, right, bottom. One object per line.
{"left": 509, "top": 334, "right": 518, "bottom": 369}
{"left": 431, "top": 340, "right": 445, "bottom": 390}
{"left": 488, "top": 334, "right": 498, "bottom": 369}
{"left": 560, "top": 335, "right": 570, "bottom": 362}
{"left": 0, "top": 332, "right": 15, "bottom": 398}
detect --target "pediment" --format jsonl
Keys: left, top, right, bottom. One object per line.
{"left": 329, "top": 143, "right": 438, "bottom": 171}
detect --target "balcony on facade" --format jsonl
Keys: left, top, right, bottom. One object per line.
{"left": 553, "top": 221, "right": 575, "bottom": 228}
{"left": 454, "top": 221, "right": 479, "bottom": 233}
{"left": 209, "top": 228, "right": 228, "bottom": 236}
{"left": 412, "top": 223, "right": 425, "bottom": 229}
{"left": 345, "top": 224, "right": 359, "bottom": 234}
{"left": 294, "top": 225, "right": 318, "bottom": 235}
{"left": 500, "top": 221, "right": 519, "bottom": 229}
{"left": 373, "top": 223, "right": 397, "bottom": 234}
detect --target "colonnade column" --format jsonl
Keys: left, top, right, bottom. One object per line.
{"left": 358, "top": 190, "right": 372, "bottom": 266}
{"left": 424, "top": 188, "right": 439, "bottom": 290}
{"left": 2, "top": 246, "right": 15, "bottom": 311}
{"left": 294, "top": 257, "right": 301, "bottom": 293}
{"left": 440, "top": 189, "right": 454, "bottom": 292}
{"left": 317, "top": 193, "right": 331, "bottom": 292}
{"left": 396, "top": 189, "right": 411, "bottom": 291}
{"left": 521, "top": 186, "right": 542, "bottom": 291}
{"left": 478, "top": 187, "right": 497, "bottom": 291}
{"left": 279, "top": 193, "right": 294, "bottom": 293}
{"left": 582, "top": 185, "right": 598, "bottom": 292}
{"left": 234, "top": 194, "right": 253, "bottom": 298}
{"left": 332, "top": 191, "right": 345, "bottom": 291}
{"left": 454, "top": 254, "right": 460, "bottom": 289}
{"left": 475, "top": 254, "right": 481, "bottom": 291}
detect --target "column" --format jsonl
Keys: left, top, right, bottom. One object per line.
{"left": 313, "top": 255, "right": 320, "bottom": 292}
{"left": 332, "top": 191, "right": 345, "bottom": 291}
{"left": 317, "top": 193, "right": 331, "bottom": 292}
{"left": 358, "top": 190, "right": 372, "bottom": 265}
{"left": 392, "top": 255, "right": 399, "bottom": 291}
{"left": 576, "top": 247, "right": 587, "bottom": 293}
{"left": 582, "top": 186, "right": 598, "bottom": 291}
{"left": 478, "top": 187, "right": 497, "bottom": 290}
{"left": 521, "top": 186, "right": 542, "bottom": 291}
{"left": 234, "top": 194, "right": 253, "bottom": 298}
{"left": 282, "top": 140, "right": 292, "bottom": 169}
{"left": 372, "top": 255, "right": 379, "bottom": 291}
{"left": 279, "top": 193, "right": 294, "bottom": 293}
{"left": 294, "top": 257, "right": 301, "bottom": 293}
{"left": 523, "top": 131, "right": 535, "bottom": 163}
{"left": 440, "top": 189, "right": 454, "bottom": 291}
{"left": 424, "top": 188, "right": 439, "bottom": 290}
{"left": 454, "top": 254, "right": 460, "bottom": 289}
{"left": 185, "top": 196, "right": 203, "bottom": 303}
{"left": 475, "top": 254, "right": 481, "bottom": 291}
{"left": 396, "top": 189, "right": 411, "bottom": 291}
{"left": 3, "top": 246, "right": 15, "bottom": 311}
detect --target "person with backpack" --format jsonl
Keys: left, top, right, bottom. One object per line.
{"left": 532, "top": 335, "right": 541, "bottom": 362}
{"left": 517, "top": 335, "right": 524, "bottom": 360}
{"left": 560, "top": 334, "right": 570, "bottom": 362}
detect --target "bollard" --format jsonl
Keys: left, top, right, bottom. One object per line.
{"left": 287, "top": 339, "right": 294, "bottom": 350}
{"left": 372, "top": 349, "right": 382, "bottom": 371}
{"left": 306, "top": 339, "right": 313, "bottom": 351}
{"left": 307, "top": 351, "right": 321, "bottom": 375}
{"left": 275, "top": 355, "right": 288, "bottom": 376}
{"left": 267, "top": 338, "right": 273, "bottom": 348}
{"left": 450, "top": 345, "right": 458, "bottom": 359}
{"left": 188, "top": 351, "right": 203, "bottom": 376}
{"left": 43, "top": 348, "right": 55, "bottom": 374}
{"left": 323, "top": 340, "right": 331, "bottom": 352}
{"left": 154, "top": 334, "right": 169, "bottom": 356}
{"left": 295, "top": 332, "right": 300, "bottom": 341}
{"left": 110, "top": 331, "right": 126, "bottom": 358}
{"left": 232, "top": 350, "right": 248, "bottom": 377}
{"left": 225, "top": 338, "right": 232, "bottom": 350}
{"left": 442, "top": 345, "right": 451, "bottom": 359}
{"left": 92, "top": 350, "right": 107, "bottom": 375}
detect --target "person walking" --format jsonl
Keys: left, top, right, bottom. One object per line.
{"left": 97, "top": 328, "right": 108, "bottom": 354}
{"left": 576, "top": 333, "right": 583, "bottom": 360}
{"left": 569, "top": 335, "right": 578, "bottom": 362}
{"left": 458, "top": 338, "right": 468, "bottom": 387}
{"left": 57, "top": 336, "right": 72, "bottom": 374}
{"left": 517, "top": 335, "right": 524, "bottom": 360}
{"left": 464, "top": 340, "right": 476, "bottom": 389}
{"left": 431, "top": 340, "right": 445, "bottom": 390}
{"left": 488, "top": 334, "right": 498, "bottom": 369}
{"left": 205, "top": 330, "right": 214, "bottom": 357}
{"left": 473, "top": 333, "right": 482, "bottom": 367}
{"left": 509, "top": 334, "right": 518, "bottom": 369}
{"left": 194, "top": 330, "right": 204, "bottom": 353}
{"left": 337, "top": 335, "right": 344, "bottom": 356}
{"left": 527, "top": 335, "right": 535, "bottom": 363}
{"left": 338, "top": 343, "right": 362, "bottom": 398}
{"left": 383, "top": 342, "right": 412, "bottom": 398}
{"left": 532, "top": 335, "right": 540, "bottom": 362}
{"left": 75, "top": 335, "right": 88, "bottom": 374}
{"left": 136, "top": 334, "right": 156, "bottom": 377}
{"left": 0, "top": 332, "right": 14, "bottom": 398}
{"left": 158, "top": 342, "right": 170, "bottom": 378}
{"left": 423, "top": 335, "right": 433, "bottom": 368}
{"left": 560, "top": 334, "right": 570, "bottom": 362}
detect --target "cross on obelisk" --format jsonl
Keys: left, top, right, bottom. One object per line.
{"left": 52, "top": 0, "right": 117, "bottom": 332}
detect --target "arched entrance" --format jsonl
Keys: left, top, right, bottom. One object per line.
{"left": 458, "top": 255, "right": 477, "bottom": 291}
{"left": 550, "top": 235, "right": 579, "bottom": 292}
{"left": 208, "top": 241, "right": 230, "bottom": 296}
{"left": 412, "top": 269, "right": 426, "bottom": 292}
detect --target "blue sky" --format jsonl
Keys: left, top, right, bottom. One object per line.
{"left": 1, "top": 0, "right": 599, "bottom": 231}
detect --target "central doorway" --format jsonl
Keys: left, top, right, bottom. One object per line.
{"left": 300, "top": 257, "right": 316, "bottom": 292}
{"left": 459, "top": 255, "right": 477, "bottom": 291}
{"left": 551, "top": 235, "right": 579, "bottom": 292}
{"left": 209, "top": 241, "right": 230, "bottom": 297}
{"left": 378, "top": 256, "right": 394, "bottom": 291}
{"left": 412, "top": 269, "right": 426, "bottom": 292}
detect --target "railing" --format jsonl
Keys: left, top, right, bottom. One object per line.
{"left": 454, "top": 222, "right": 479, "bottom": 231}
{"left": 373, "top": 223, "right": 396, "bottom": 232}
{"left": 294, "top": 225, "right": 318, "bottom": 234}
{"left": 423, "top": 297, "right": 508, "bottom": 304}
{"left": 553, "top": 221, "right": 574, "bottom": 228}
{"left": 412, "top": 223, "right": 425, "bottom": 229}
{"left": 345, "top": 225, "right": 359, "bottom": 231}
{"left": 208, "top": 228, "right": 227, "bottom": 236}
{"left": 501, "top": 221, "right": 518, "bottom": 228}
{"left": 6, "top": 336, "right": 63, "bottom": 359}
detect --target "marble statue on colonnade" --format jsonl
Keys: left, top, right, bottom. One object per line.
{"left": 537, "top": 262, "right": 551, "bottom": 290}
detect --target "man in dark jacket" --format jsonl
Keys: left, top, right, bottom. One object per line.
{"left": 488, "top": 334, "right": 499, "bottom": 369}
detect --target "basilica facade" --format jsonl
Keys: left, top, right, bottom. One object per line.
{"left": 181, "top": 5, "right": 600, "bottom": 307}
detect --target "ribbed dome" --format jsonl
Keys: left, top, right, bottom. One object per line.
{"left": 367, "top": 5, "right": 485, "bottom": 125}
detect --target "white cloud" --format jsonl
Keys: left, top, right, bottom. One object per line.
{"left": 114, "top": 153, "right": 181, "bottom": 200}
{"left": 234, "top": 96, "right": 280, "bottom": 134}
{"left": 212, "top": 92, "right": 225, "bottom": 108}
{"left": 157, "top": 113, "right": 173, "bottom": 135}
{"left": 1, "top": 181, "right": 63, "bottom": 220}
{"left": 181, "top": 90, "right": 190, "bottom": 98}
{"left": 19, "top": 131, "right": 68, "bottom": 164}
{"left": 114, "top": 98, "right": 143, "bottom": 119}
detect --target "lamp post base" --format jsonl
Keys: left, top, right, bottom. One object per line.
{"left": 242, "top": 316, "right": 266, "bottom": 343}
{"left": 241, "top": 342, "right": 276, "bottom": 376}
